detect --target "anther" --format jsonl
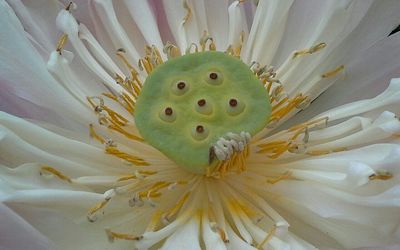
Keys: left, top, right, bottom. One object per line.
{"left": 197, "top": 99, "right": 206, "bottom": 107}
{"left": 56, "top": 34, "right": 68, "bottom": 54}
{"left": 209, "top": 72, "right": 218, "bottom": 80}
{"left": 196, "top": 125, "right": 205, "bottom": 133}
{"left": 65, "top": 2, "right": 76, "bottom": 11}
{"left": 229, "top": 98, "right": 238, "bottom": 107}
{"left": 165, "top": 107, "right": 173, "bottom": 116}
{"left": 177, "top": 81, "right": 186, "bottom": 89}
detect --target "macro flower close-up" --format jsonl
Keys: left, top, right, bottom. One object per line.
{"left": 1, "top": 0, "right": 400, "bottom": 249}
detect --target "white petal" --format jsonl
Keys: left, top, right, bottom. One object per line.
{"left": 123, "top": 0, "right": 164, "bottom": 51}
{"left": 91, "top": 0, "right": 142, "bottom": 62}
{"left": 315, "top": 79, "right": 400, "bottom": 122}
{"left": 162, "top": 0, "right": 200, "bottom": 50}
{"left": 228, "top": 1, "right": 248, "bottom": 51}
{"left": 160, "top": 215, "right": 201, "bottom": 250}
{"left": 202, "top": 210, "right": 227, "bottom": 250}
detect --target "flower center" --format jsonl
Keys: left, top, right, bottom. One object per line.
{"left": 134, "top": 51, "right": 271, "bottom": 174}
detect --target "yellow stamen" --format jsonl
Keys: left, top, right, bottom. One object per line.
{"left": 186, "top": 43, "right": 199, "bottom": 54}
{"left": 257, "top": 141, "right": 287, "bottom": 153}
{"left": 105, "top": 229, "right": 143, "bottom": 241}
{"left": 288, "top": 116, "right": 328, "bottom": 132}
{"left": 116, "top": 49, "right": 136, "bottom": 71}
{"left": 369, "top": 171, "right": 393, "bottom": 181}
{"left": 306, "top": 147, "right": 347, "bottom": 156}
{"left": 105, "top": 147, "right": 149, "bottom": 166}
{"left": 88, "top": 199, "right": 110, "bottom": 218}
{"left": 265, "top": 80, "right": 273, "bottom": 93}
{"left": 226, "top": 32, "right": 245, "bottom": 57}
{"left": 89, "top": 124, "right": 106, "bottom": 144}
{"left": 182, "top": 0, "right": 192, "bottom": 25}
{"left": 40, "top": 166, "right": 72, "bottom": 183}
{"left": 117, "top": 170, "right": 157, "bottom": 182}
{"left": 225, "top": 45, "right": 235, "bottom": 56}
{"left": 210, "top": 146, "right": 249, "bottom": 177}
{"left": 138, "top": 58, "right": 153, "bottom": 74}
{"left": 146, "top": 210, "right": 163, "bottom": 232}
{"left": 236, "top": 31, "right": 245, "bottom": 56}
{"left": 87, "top": 96, "right": 104, "bottom": 110}
{"left": 163, "top": 42, "right": 181, "bottom": 59}
{"left": 56, "top": 34, "right": 68, "bottom": 54}
{"left": 306, "top": 150, "right": 330, "bottom": 156}
{"left": 266, "top": 172, "right": 292, "bottom": 184}
{"left": 332, "top": 147, "right": 347, "bottom": 153}
{"left": 292, "top": 42, "right": 326, "bottom": 59}
{"left": 271, "top": 97, "right": 289, "bottom": 112}
{"left": 65, "top": 2, "right": 74, "bottom": 11}
{"left": 144, "top": 45, "right": 163, "bottom": 68}
{"left": 108, "top": 123, "right": 144, "bottom": 142}
{"left": 218, "top": 228, "right": 229, "bottom": 243}
{"left": 102, "top": 92, "right": 136, "bottom": 114}
{"left": 200, "top": 31, "right": 216, "bottom": 52}
{"left": 142, "top": 181, "right": 171, "bottom": 198}
{"left": 256, "top": 225, "right": 277, "bottom": 249}
{"left": 321, "top": 64, "right": 345, "bottom": 78}
{"left": 115, "top": 51, "right": 143, "bottom": 88}
{"left": 270, "top": 94, "right": 308, "bottom": 121}
{"left": 116, "top": 174, "right": 137, "bottom": 182}
{"left": 139, "top": 170, "right": 158, "bottom": 175}
{"left": 162, "top": 192, "right": 191, "bottom": 222}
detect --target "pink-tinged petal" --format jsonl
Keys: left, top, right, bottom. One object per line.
{"left": 149, "top": 0, "right": 175, "bottom": 45}
{"left": 4, "top": 197, "right": 132, "bottom": 250}
{"left": 0, "top": 203, "right": 54, "bottom": 250}
{"left": 204, "top": 0, "right": 229, "bottom": 49}
{"left": 0, "top": 1, "right": 95, "bottom": 129}
{"left": 6, "top": 0, "right": 62, "bottom": 56}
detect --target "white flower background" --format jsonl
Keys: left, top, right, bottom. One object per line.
{"left": 1, "top": 0, "right": 400, "bottom": 249}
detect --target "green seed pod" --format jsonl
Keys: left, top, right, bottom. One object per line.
{"left": 135, "top": 51, "right": 271, "bottom": 174}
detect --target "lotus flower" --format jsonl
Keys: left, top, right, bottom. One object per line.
{"left": 1, "top": 0, "right": 400, "bottom": 249}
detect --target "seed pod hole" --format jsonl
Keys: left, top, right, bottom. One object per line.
{"left": 195, "top": 98, "right": 212, "bottom": 115}
{"left": 159, "top": 107, "right": 176, "bottom": 122}
{"left": 191, "top": 124, "right": 209, "bottom": 141}
{"left": 171, "top": 80, "right": 189, "bottom": 95}
{"left": 226, "top": 98, "right": 245, "bottom": 116}
{"left": 205, "top": 71, "right": 223, "bottom": 85}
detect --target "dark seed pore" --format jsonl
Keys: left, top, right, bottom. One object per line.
{"left": 196, "top": 125, "right": 204, "bottom": 133}
{"left": 229, "top": 98, "right": 238, "bottom": 107}
{"left": 209, "top": 72, "right": 218, "bottom": 80}
{"left": 165, "top": 107, "right": 173, "bottom": 116}
{"left": 177, "top": 81, "right": 186, "bottom": 89}
{"left": 197, "top": 99, "right": 206, "bottom": 107}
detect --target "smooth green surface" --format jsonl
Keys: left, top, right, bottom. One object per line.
{"left": 135, "top": 51, "right": 271, "bottom": 174}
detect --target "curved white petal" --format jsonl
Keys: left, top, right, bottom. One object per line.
{"left": 123, "top": 0, "right": 164, "bottom": 52}
{"left": 160, "top": 215, "right": 201, "bottom": 250}
{"left": 242, "top": 0, "right": 294, "bottom": 65}
{"left": 204, "top": 0, "right": 229, "bottom": 50}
